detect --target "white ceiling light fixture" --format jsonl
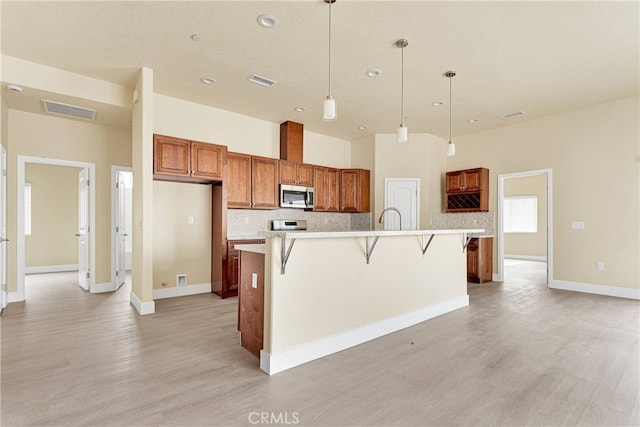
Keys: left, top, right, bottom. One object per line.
{"left": 358, "top": 125, "right": 368, "bottom": 130}
{"left": 190, "top": 34, "right": 202, "bottom": 41}
{"left": 6, "top": 84, "right": 23, "bottom": 94}
{"left": 294, "top": 106, "right": 306, "bottom": 112}
{"left": 200, "top": 77, "right": 215, "bottom": 85}
{"left": 323, "top": 0, "right": 337, "bottom": 121}
{"left": 468, "top": 118, "right": 478, "bottom": 124}
{"left": 396, "top": 38, "right": 409, "bottom": 143}
{"left": 365, "top": 69, "right": 380, "bottom": 78}
{"left": 432, "top": 100, "right": 444, "bottom": 107}
{"left": 257, "top": 14, "right": 279, "bottom": 28}
{"left": 445, "top": 70, "right": 456, "bottom": 156}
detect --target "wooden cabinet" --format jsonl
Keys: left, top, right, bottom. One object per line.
{"left": 339, "top": 169, "right": 370, "bottom": 212}
{"left": 225, "top": 239, "right": 264, "bottom": 297}
{"left": 445, "top": 167, "right": 489, "bottom": 212}
{"left": 279, "top": 160, "right": 314, "bottom": 187}
{"left": 238, "top": 250, "right": 265, "bottom": 357}
{"left": 313, "top": 166, "right": 340, "bottom": 212}
{"left": 227, "top": 153, "right": 279, "bottom": 209}
{"left": 466, "top": 237, "right": 493, "bottom": 283}
{"left": 153, "top": 134, "right": 225, "bottom": 183}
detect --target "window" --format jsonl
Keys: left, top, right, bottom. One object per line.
{"left": 24, "top": 182, "right": 32, "bottom": 236}
{"left": 504, "top": 195, "right": 537, "bottom": 233}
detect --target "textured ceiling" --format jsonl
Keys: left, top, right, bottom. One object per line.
{"left": 1, "top": 1, "right": 638, "bottom": 140}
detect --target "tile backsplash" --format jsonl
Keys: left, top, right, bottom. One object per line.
{"left": 227, "top": 209, "right": 371, "bottom": 238}
{"left": 431, "top": 212, "right": 495, "bottom": 236}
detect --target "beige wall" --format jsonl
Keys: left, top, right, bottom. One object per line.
{"left": 153, "top": 181, "right": 211, "bottom": 289}
{"left": 447, "top": 96, "right": 639, "bottom": 290}
{"left": 374, "top": 133, "right": 447, "bottom": 230}
{"left": 504, "top": 174, "right": 547, "bottom": 259}
{"left": 6, "top": 110, "right": 131, "bottom": 291}
{"left": 1, "top": 97, "right": 7, "bottom": 149}
{"left": 25, "top": 163, "right": 80, "bottom": 267}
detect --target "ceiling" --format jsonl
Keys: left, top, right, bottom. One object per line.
{"left": 1, "top": 1, "right": 638, "bottom": 141}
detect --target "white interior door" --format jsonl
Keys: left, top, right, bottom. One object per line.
{"left": 78, "top": 168, "right": 89, "bottom": 290}
{"left": 384, "top": 178, "right": 420, "bottom": 230}
{"left": 115, "top": 171, "right": 131, "bottom": 289}
{"left": 1, "top": 146, "right": 7, "bottom": 310}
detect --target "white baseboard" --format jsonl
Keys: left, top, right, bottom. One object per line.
{"left": 91, "top": 282, "right": 115, "bottom": 294}
{"left": 153, "top": 282, "right": 211, "bottom": 300}
{"left": 8, "top": 291, "right": 23, "bottom": 303}
{"left": 550, "top": 279, "right": 640, "bottom": 300}
{"left": 260, "top": 294, "right": 469, "bottom": 375}
{"left": 505, "top": 254, "right": 547, "bottom": 262}
{"left": 129, "top": 291, "right": 155, "bottom": 315}
{"left": 25, "top": 264, "right": 79, "bottom": 274}
{"left": 493, "top": 274, "right": 500, "bottom": 282}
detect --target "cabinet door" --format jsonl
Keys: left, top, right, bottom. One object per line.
{"left": 446, "top": 171, "right": 465, "bottom": 193}
{"left": 154, "top": 135, "right": 190, "bottom": 177}
{"left": 279, "top": 160, "right": 297, "bottom": 185}
{"left": 227, "top": 246, "right": 240, "bottom": 292}
{"left": 466, "top": 239, "right": 479, "bottom": 282}
{"left": 252, "top": 157, "right": 279, "bottom": 209}
{"left": 296, "top": 163, "right": 314, "bottom": 187}
{"left": 463, "top": 169, "right": 483, "bottom": 192}
{"left": 326, "top": 168, "right": 340, "bottom": 212}
{"left": 227, "top": 153, "right": 252, "bottom": 209}
{"left": 313, "top": 166, "right": 328, "bottom": 211}
{"left": 190, "top": 141, "right": 224, "bottom": 181}
{"left": 339, "top": 170, "right": 358, "bottom": 212}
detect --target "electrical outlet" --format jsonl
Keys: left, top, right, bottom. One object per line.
{"left": 251, "top": 273, "right": 258, "bottom": 288}
{"left": 596, "top": 262, "right": 605, "bottom": 271}
{"left": 188, "top": 216, "right": 194, "bottom": 225}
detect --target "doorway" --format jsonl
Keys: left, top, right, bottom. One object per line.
{"left": 111, "top": 166, "right": 132, "bottom": 292}
{"left": 1, "top": 146, "right": 7, "bottom": 310}
{"left": 497, "top": 169, "right": 553, "bottom": 285}
{"left": 17, "top": 156, "right": 96, "bottom": 300}
{"left": 383, "top": 178, "right": 420, "bottom": 230}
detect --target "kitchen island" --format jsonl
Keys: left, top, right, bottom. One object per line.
{"left": 238, "top": 228, "right": 483, "bottom": 375}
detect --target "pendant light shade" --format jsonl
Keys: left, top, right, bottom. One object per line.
{"left": 396, "top": 38, "right": 409, "bottom": 143}
{"left": 445, "top": 70, "right": 457, "bottom": 156}
{"left": 323, "top": 0, "right": 337, "bottom": 121}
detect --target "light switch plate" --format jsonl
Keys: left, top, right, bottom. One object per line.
{"left": 571, "top": 221, "right": 585, "bottom": 230}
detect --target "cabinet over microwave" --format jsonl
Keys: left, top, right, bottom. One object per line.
{"left": 280, "top": 184, "right": 314, "bottom": 209}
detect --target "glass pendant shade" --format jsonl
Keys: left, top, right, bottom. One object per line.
{"left": 447, "top": 141, "right": 456, "bottom": 156}
{"left": 397, "top": 125, "right": 408, "bottom": 143}
{"left": 323, "top": 97, "right": 336, "bottom": 121}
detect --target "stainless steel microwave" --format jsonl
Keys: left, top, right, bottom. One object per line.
{"left": 280, "top": 184, "right": 314, "bottom": 209}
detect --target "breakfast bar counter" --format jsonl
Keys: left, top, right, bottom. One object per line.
{"left": 251, "top": 228, "right": 482, "bottom": 375}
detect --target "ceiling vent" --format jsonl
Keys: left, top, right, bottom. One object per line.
{"left": 248, "top": 74, "right": 277, "bottom": 87}
{"left": 500, "top": 111, "right": 525, "bottom": 120}
{"left": 42, "top": 99, "right": 97, "bottom": 121}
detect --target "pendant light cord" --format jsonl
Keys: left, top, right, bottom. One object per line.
{"left": 449, "top": 73, "right": 452, "bottom": 143}
{"left": 327, "top": 0, "right": 332, "bottom": 98}
{"left": 400, "top": 45, "right": 404, "bottom": 126}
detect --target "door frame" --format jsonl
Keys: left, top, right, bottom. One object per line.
{"left": 1, "top": 146, "right": 7, "bottom": 310}
{"left": 111, "top": 165, "right": 132, "bottom": 291}
{"left": 17, "top": 156, "right": 96, "bottom": 300}
{"left": 496, "top": 168, "right": 553, "bottom": 284}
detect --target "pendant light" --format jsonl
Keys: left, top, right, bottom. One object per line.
{"left": 323, "top": 0, "right": 337, "bottom": 121}
{"left": 396, "top": 39, "right": 409, "bottom": 143}
{"left": 445, "top": 70, "right": 456, "bottom": 156}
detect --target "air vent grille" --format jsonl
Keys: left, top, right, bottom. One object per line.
{"left": 248, "top": 74, "right": 277, "bottom": 87}
{"left": 500, "top": 111, "right": 525, "bottom": 120}
{"left": 42, "top": 99, "right": 97, "bottom": 121}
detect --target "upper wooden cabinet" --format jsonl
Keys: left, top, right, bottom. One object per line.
{"left": 339, "top": 169, "right": 370, "bottom": 213}
{"left": 153, "top": 134, "right": 225, "bottom": 183}
{"left": 445, "top": 167, "right": 489, "bottom": 212}
{"left": 313, "top": 166, "right": 340, "bottom": 212}
{"left": 279, "top": 161, "right": 314, "bottom": 187}
{"left": 227, "top": 152, "right": 279, "bottom": 209}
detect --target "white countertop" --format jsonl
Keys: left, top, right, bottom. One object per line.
{"left": 260, "top": 228, "right": 485, "bottom": 239}
{"left": 234, "top": 243, "right": 266, "bottom": 254}
{"left": 227, "top": 235, "right": 265, "bottom": 241}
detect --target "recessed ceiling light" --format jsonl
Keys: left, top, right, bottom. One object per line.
{"left": 432, "top": 101, "right": 444, "bottom": 106}
{"left": 200, "top": 77, "right": 216, "bottom": 85}
{"left": 365, "top": 69, "right": 380, "bottom": 78}
{"left": 467, "top": 118, "right": 478, "bottom": 124}
{"left": 257, "top": 14, "right": 279, "bottom": 28}
{"left": 191, "top": 34, "right": 202, "bottom": 41}
{"left": 358, "top": 126, "right": 368, "bottom": 130}
{"left": 6, "top": 84, "right": 23, "bottom": 93}
{"left": 294, "top": 106, "right": 306, "bottom": 112}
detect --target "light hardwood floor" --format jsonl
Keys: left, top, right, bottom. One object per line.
{"left": 1, "top": 262, "right": 638, "bottom": 426}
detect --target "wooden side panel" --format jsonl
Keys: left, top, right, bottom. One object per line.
{"left": 279, "top": 120, "right": 303, "bottom": 163}
{"left": 238, "top": 251, "right": 265, "bottom": 358}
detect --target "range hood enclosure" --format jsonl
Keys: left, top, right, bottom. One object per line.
{"left": 280, "top": 121, "right": 303, "bottom": 163}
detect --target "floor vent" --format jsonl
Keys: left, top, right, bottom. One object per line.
{"left": 42, "top": 99, "right": 97, "bottom": 121}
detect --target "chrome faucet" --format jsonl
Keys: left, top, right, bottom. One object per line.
{"left": 378, "top": 207, "right": 402, "bottom": 230}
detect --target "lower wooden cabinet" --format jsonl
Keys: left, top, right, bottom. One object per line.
{"left": 467, "top": 237, "right": 493, "bottom": 283}
{"left": 238, "top": 250, "right": 265, "bottom": 358}
{"left": 225, "top": 239, "right": 264, "bottom": 297}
